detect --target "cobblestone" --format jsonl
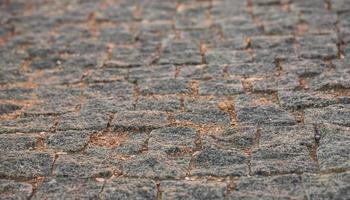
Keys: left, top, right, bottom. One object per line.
{"left": 1, "top": 0, "right": 349, "bottom": 198}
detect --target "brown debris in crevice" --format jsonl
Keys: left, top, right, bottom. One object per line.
{"left": 292, "top": 110, "right": 305, "bottom": 125}
{"left": 27, "top": 176, "right": 45, "bottom": 200}
{"left": 218, "top": 98, "right": 237, "bottom": 127}
{"left": 90, "top": 132, "right": 128, "bottom": 148}
{"left": 295, "top": 20, "right": 309, "bottom": 36}
{"left": 310, "top": 125, "right": 321, "bottom": 170}
{"left": 190, "top": 80, "right": 200, "bottom": 97}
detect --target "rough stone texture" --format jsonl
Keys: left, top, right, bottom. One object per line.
{"left": 148, "top": 127, "right": 197, "bottom": 155}
{"left": 32, "top": 177, "right": 103, "bottom": 200}
{"left": 236, "top": 105, "right": 296, "bottom": 126}
{"left": 53, "top": 154, "right": 114, "bottom": 178}
{"left": 0, "top": 179, "right": 33, "bottom": 200}
{"left": 1, "top": 0, "right": 349, "bottom": 198}
{"left": 121, "top": 152, "right": 190, "bottom": 179}
{"left": 227, "top": 174, "right": 305, "bottom": 200}
{"left": 175, "top": 109, "right": 231, "bottom": 127}
{"left": 57, "top": 112, "right": 109, "bottom": 131}
{"left": 101, "top": 178, "right": 157, "bottom": 199}
{"left": 304, "top": 104, "right": 350, "bottom": 126}
{"left": 251, "top": 125, "right": 317, "bottom": 175}
{"left": 0, "top": 134, "right": 38, "bottom": 152}
{"left": 303, "top": 172, "right": 350, "bottom": 200}
{"left": 251, "top": 73, "right": 300, "bottom": 92}
{"left": 0, "top": 152, "right": 53, "bottom": 179}
{"left": 45, "top": 130, "right": 92, "bottom": 152}
{"left": 278, "top": 91, "right": 338, "bottom": 109}
{"left": 316, "top": 124, "right": 350, "bottom": 171}
{"left": 160, "top": 180, "right": 227, "bottom": 200}
{"left": 199, "top": 79, "right": 244, "bottom": 95}
{"left": 190, "top": 130, "right": 249, "bottom": 176}
{"left": 112, "top": 111, "right": 169, "bottom": 131}
{"left": 0, "top": 116, "right": 56, "bottom": 134}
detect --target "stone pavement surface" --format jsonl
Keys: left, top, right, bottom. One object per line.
{"left": 0, "top": 0, "right": 350, "bottom": 199}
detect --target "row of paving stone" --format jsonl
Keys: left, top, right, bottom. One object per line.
{"left": 1, "top": 125, "right": 349, "bottom": 179}
{"left": 2, "top": 172, "right": 350, "bottom": 200}
{"left": 1, "top": 0, "right": 350, "bottom": 199}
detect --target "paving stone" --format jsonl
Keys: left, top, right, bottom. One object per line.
{"left": 0, "top": 88, "right": 33, "bottom": 100}
{"left": 316, "top": 124, "right": 350, "bottom": 171}
{"left": 175, "top": 109, "right": 231, "bottom": 127}
{"left": 278, "top": 91, "right": 337, "bottom": 109}
{"left": 45, "top": 130, "right": 92, "bottom": 152}
{"left": 190, "top": 132, "right": 248, "bottom": 176}
{"left": 139, "top": 78, "right": 191, "bottom": 95}
{"left": 236, "top": 105, "right": 296, "bottom": 126}
{"left": 228, "top": 63, "right": 276, "bottom": 77}
{"left": 184, "top": 98, "right": 221, "bottom": 112}
{"left": 0, "top": 134, "right": 38, "bottom": 152}
{"left": 1, "top": 0, "right": 349, "bottom": 197}
{"left": 99, "top": 28, "right": 135, "bottom": 44}
{"left": 234, "top": 94, "right": 276, "bottom": 107}
{"left": 86, "top": 68, "right": 128, "bottom": 83}
{"left": 121, "top": 152, "right": 190, "bottom": 179}
{"left": 32, "top": 177, "right": 103, "bottom": 200}
{"left": 209, "top": 126, "right": 257, "bottom": 149}
{"left": 160, "top": 180, "right": 226, "bottom": 200}
{"left": 148, "top": 127, "right": 197, "bottom": 155}
{"left": 0, "top": 116, "right": 56, "bottom": 134}
{"left": 53, "top": 154, "right": 113, "bottom": 178}
{"left": 113, "top": 132, "right": 148, "bottom": 155}
{"left": 84, "top": 82, "right": 134, "bottom": 99}
{"left": 178, "top": 64, "right": 225, "bottom": 80}
{"left": 309, "top": 69, "right": 350, "bottom": 90}
{"left": 112, "top": 111, "right": 168, "bottom": 131}
{"left": 281, "top": 60, "right": 327, "bottom": 77}
{"left": 0, "top": 152, "right": 53, "bottom": 179}
{"left": 304, "top": 104, "right": 350, "bottom": 126}
{"left": 159, "top": 41, "right": 202, "bottom": 65}
{"left": 0, "top": 179, "right": 33, "bottom": 200}
{"left": 199, "top": 79, "right": 244, "bottom": 95}
{"left": 0, "top": 103, "right": 22, "bottom": 115}
{"left": 303, "top": 172, "right": 350, "bottom": 200}
{"left": 101, "top": 178, "right": 157, "bottom": 200}
{"left": 108, "top": 47, "right": 157, "bottom": 68}
{"left": 250, "top": 36, "right": 294, "bottom": 50}
{"left": 227, "top": 174, "right": 305, "bottom": 200}
{"left": 205, "top": 50, "right": 252, "bottom": 64}
{"left": 57, "top": 112, "right": 109, "bottom": 131}
{"left": 136, "top": 96, "right": 181, "bottom": 112}
{"left": 81, "top": 97, "right": 134, "bottom": 114}
{"left": 251, "top": 73, "right": 300, "bottom": 92}
{"left": 128, "top": 65, "right": 175, "bottom": 81}
{"left": 251, "top": 125, "right": 317, "bottom": 175}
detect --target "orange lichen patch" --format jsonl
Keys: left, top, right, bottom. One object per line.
{"left": 296, "top": 21, "right": 309, "bottom": 36}
{"left": 90, "top": 132, "right": 128, "bottom": 148}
